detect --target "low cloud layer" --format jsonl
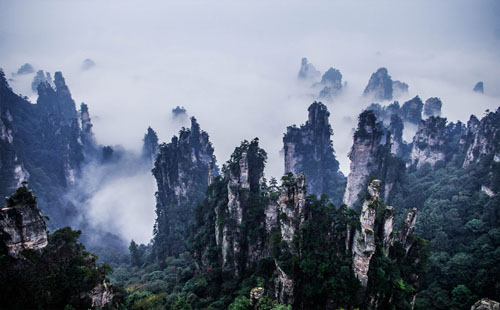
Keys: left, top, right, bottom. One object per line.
{"left": 2, "top": 0, "right": 499, "bottom": 244}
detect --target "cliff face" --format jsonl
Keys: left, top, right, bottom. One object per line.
{"left": 363, "top": 67, "right": 408, "bottom": 101}
{"left": 0, "top": 69, "right": 88, "bottom": 228}
{"left": 350, "top": 180, "right": 424, "bottom": 308}
{"left": 343, "top": 111, "right": 385, "bottom": 208}
{"left": 409, "top": 116, "right": 448, "bottom": 168}
{"left": 153, "top": 117, "right": 217, "bottom": 259}
{"left": 0, "top": 185, "right": 48, "bottom": 257}
{"left": 215, "top": 139, "right": 267, "bottom": 276}
{"left": 463, "top": 108, "right": 500, "bottom": 167}
{"left": 351, "top": 180, "right": 380, "bottom": 288}
{"left": 142, "top": 126, "right": 159, "bottom": 165}
{"left": 283, "top": 102, "right": 345, "bottom": 205}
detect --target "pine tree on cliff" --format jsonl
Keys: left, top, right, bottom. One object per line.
{"left": 283, "top": 102, "right": 345, "bottom": 206}
{"left": 152, "top": 117, "right": 217, "bottom": 261}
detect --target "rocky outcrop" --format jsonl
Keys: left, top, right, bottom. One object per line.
{"left": 250, "top": 287, "right": 265, "bottom": 308}
{"left": 471, "top": 298, "right": 499, "bottom": 310}
{"left": 318, "top": 68, "right": 343, "bottom": 99}
{"left": 363, "top": 68, "right": 408, "bottom": 101}
{"left": 0, "top": 69, "right": 84, "bottom": 227}
{"left": 388, "top": 114, "right": 404, "bottom": 157}
{"left": 278, "top": 173, "right": 306, "bottom": 253}
{"left": 409, "top": 117, "right": 448, "bottom": 168}
{"left": 32, "top": 70, "right": 52, "bottom": 92}
{"left": 298, "top": 57, "right": 320, "bottom": 81}
{"left": 423, "top": 97, "right": 442, "bottom": 118}
{"left": 352, "top": 179, "right": 380, "bottom": 288}
{"left": 0, "top": 185, "right": 48, "bottom": 257}
{"left": 398, "top": 208, "right": 417, "bottom": 254}
{"left": 80, "top": 103, "right": 97, "bottom": 154}
{"left": 89, "top": 281, "right": 115, "bottom": 309}
{"left": 215, "top": 139, "right": 267, "bottom": 275}
{"left": 142, "top": 126, "right": 159, "bottom": 165}
{"left": 153, "top": 117, "right": 217, "bottom": 259}
{"left": 473, "top": 82, "right": 484, "bottom": 94}
{"left": 401, "top": 96, "right": 423, "bottom": 125}
{"left": 364, "top": 68, "right": 393, "bottom": 101}
{"left": 463, "top": 108, "right": 500, "bottom": 167}
{"left": 343, "top": 111, "right": 385, "bottom": 208}
{"left": 283, "top": 102, "right": 345, "bottom": 205}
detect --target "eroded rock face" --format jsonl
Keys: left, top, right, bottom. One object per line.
{"left": 352, "top": 179, "right": 381, "bottom": 288}
{"left": 142, "top": 126, "right": 159, "bottom": 166}
{"left": 463, "top": 108, "right": 500, "bottom": 167}
{"left": 0, "top": 186, "right": 48, "bottom": 257}
{"left": 364, "top": 68, "right": 393, "bottom": 101}
{"left": 215, "top": 139, "right": 267, "bottom": 276}
{"left": 399, "top": 208, "right": 417, "bottom": 255}
{"left": 250, "top": 287, "right": 265, "bottom": 308}
{"left": 283, "top": 102, "right": 345, "bottom": 205}
{"left": 409, "top": 117, "right": 447, "bottom": 168}
{"left": 279, "top": 173, "right": 306, "bottom": 252}
{"left": 32, "top": 70, "right": 52, "bottom": 92}
{"left": 471, "top": 298, "right": 500, "bottom": 310}
{"left": 344, "top": 111, "right": 385, "bottom": 208}
{"left": 401, "top": 96, "right": 424, "bottom": 125}
{"left": 153, "top": 117, "right": 217, "bottom": 259}
{"left": 89, "top": 281, "right": 115, "bottom": 309}
{"left": 424, "top": 97, "right": 442, "bottom": 118}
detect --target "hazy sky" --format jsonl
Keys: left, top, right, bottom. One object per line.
{"left": 1, "top": 0, "right": 499, "bottom": 243}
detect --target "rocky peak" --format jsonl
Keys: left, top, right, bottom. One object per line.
{"left": 153, "top": 117, "right": 217, "bottom": 259}
{"left": 80, "top": 103, "right": 96, "bottom": 152}
{"left": 216, "top": 139, "right": 267, "bottom": 275}
{"left": 473, "top": 81, "right": 484, "bottom": 94}
{"left": 37, "top": 72, "right": 77, "bottom": 121}
{"left": 343, "top": 110, "right": 385, "bottom": 208}
{"left": 409, "top": 116, "right": 448, "bottom": 168}
{"left": 423, "top": 97, "right": 442, "bottom": 118}
{"left": 279, "top": 173, "right": 307, "bottom": 253}
{"left": 363, "top": 68, "right": 407, "bottom": 101}
{"left": 0, "top": 185, "right": 48, "bottom": 257}
{"left": 15, "top": 63, "right": 35, "bottom": 75}
{"left": 318, "top": 67, "right": 343, "bottom": 99}
{"left": 463, "top": 108, "right": 500, "bottom": 167}
{"left": 32, "top": 70, "right": 52, "bottom": 92}
{"left": 399, "top": 208, "right": 417, "bottom": 254}
{"left": 297, "top": 57, "right": 320, "bottom": 81}
{"left": 401, "top": 95, "right": 423, "bottom": 125}
{"left": 283, "top": 102, "right": 345, "bottom": 205}
{"left": 142, "top": 126, "right": 159, "bottom": 165}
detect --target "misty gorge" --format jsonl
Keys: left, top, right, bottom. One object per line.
{"left": 1, "top": 1, "right": 500, "bottom": 310}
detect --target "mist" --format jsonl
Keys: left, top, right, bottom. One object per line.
{"left": 1, "top": 0, "right": 499, "bottom": 244}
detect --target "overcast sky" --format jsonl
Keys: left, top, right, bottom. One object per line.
{"left": 1, "top": 0, "right": 499, "bottom": 243}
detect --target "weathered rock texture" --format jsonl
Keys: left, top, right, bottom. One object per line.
{"left": 409, "top": 117, "right": 448, "bottom": 168}
{"left": 283, "top": 102, "right": 345, "bottom": 205}
{"left": 463, "top": 107, "right": 500, "bottom": 167}
{"left": 0, "top": 186, "right": 47, "bottom": 256}
{"left": 423, "top": 97, "right": 442, "bottom": 118}
{"left": 352, "top": 179, "right": 381, "bottom": 287}
{"left": 0, "top": 69, "right": 87, "bottom": 228}
{"left": 471, "top": 298, "right": 500, "bottom": 310}
{"left": 216, "top": 139, "right": 267, "bottom": 275}
{"left": 153, "top": 117, "right": 217, "bottom": 259}
{"left": 343, "top": 111, "right": 385, "bottom": 208}
{"left": 89, "top": 281, "right": 115, "bottom": 309}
